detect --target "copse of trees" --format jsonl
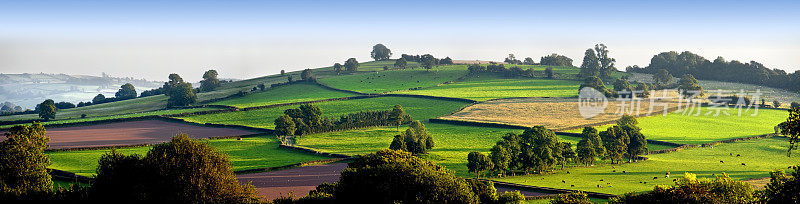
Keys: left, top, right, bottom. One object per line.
{"left": 389, "top": 120, "right": 434, "bottom": 155}
{"left": 678, "top": 74, "right": 704, "bottom": 97}
{"left": 467, "top": 151, "right": 493, "bottom": 178}
{"left": 301, "top": 69, "right": 315, "bottom": 81}
{"left": 504, "top": 54, "right": 522, "bottom": 64}
{"left": 579, "top": 44, "right": 616, "bottom": 79}
{"left": 344, "top": 58, "right": 359, "bottom": 72}
{"left": 370, "top": 44, "right": 392, "bottom": 61}
{"left": 579, "top": 76, "right": 613, "bottom": 97}
{"left": 115, "top": 83, "right": 137, "bottom": 99}
{"left": 163, "top": 73, "right": 197, "bottom": 107}
{"left": 36, "top": 99, "right": 56, "bottom": 120}
{"left": 611, "top": 173, "right": 754, "bottom": 204}
{"left": 421, "top": 54, "right": 437, "bottom": 71}
{"left": 309, "top": 149, "right": 525, "bottom": 204}
{"left": 274, "top": 104, "right": 412, "bottom": 136}
{"left": 523, "top": 57, "right": 535, "bottom": 65}
{"left": 488, "top": 126, "right": 569, "bottom": 175}
{"left": 54, "top": 101, "right": 75, "bottom": 109}
{"left": 333, "top": 63, "right": 343, "bottom": 74}
{"left": 199, "top": 70, "right": 220, "bottom": 92}
{"left": 467, "top": 64, "right": 535, "bottom": 78}
{"left": 440, "top": 57, "right": 454, "bottom": 65}
{"left": 393, "top": 58, "right": 407, "bottom": 69}
{"left": 540, "top": 54, "right": 574, "bottom": 67}
{"left": 653, "top": 69, "right": 674, "bottom": 85}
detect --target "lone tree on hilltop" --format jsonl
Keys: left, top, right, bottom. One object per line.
{"left": 36, "top": 99, "right": 56, "bottom": 121}
{"left": 344, "top": 58, "right": 359, "bottom": 72}
{"left": 467, "top": 151, "right": 493, "bottom": 178}
{"left": 199, "top": 70, "right": 220, "bottom": 92}
{"left": 370, "top": 44, "right": 392, "bottom": 61}
{"left": 301, "top": 68, "right": 314, "bottom": 81}
{"left": 163, "top": 73, "right": 196, "bottom": 107}
{"left": 333, "top": 63, "right": 343, "bottom": 74}
{"left": 115, "top": 83, "right": 137, "bottom": 100}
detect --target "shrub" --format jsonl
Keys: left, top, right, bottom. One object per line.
{"left": 550, "top": 191, "right": 592, "bottom": 204}
{"left": 0, "top": 122, "right": 52, "bottom": 196}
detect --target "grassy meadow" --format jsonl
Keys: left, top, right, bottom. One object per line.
{"left": 396, "top": 74, "right": 582, "bottom": 101}
{"left": 47, "top": 135, "right": 330, "bottom": 177}
{"left": 210, "top": 83, "right": 359, "bottom": 108}
{"left": 568, "top": 107, "right": 787, "bottom": 144}
{"left": 179, "top": 96, "right": 471, "bottom": 129}
{"left": 317, "top": 65, "right": 469, "bottom": 94}
{"left": 0, "top": 107, "right": 219, "bottom": 129}
{"left": 496, "top": 137, "right": 798, "bottom": 194}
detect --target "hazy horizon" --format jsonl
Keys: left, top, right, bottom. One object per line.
{"left": 1, "top": 0, "right": 798, "bottom": 82}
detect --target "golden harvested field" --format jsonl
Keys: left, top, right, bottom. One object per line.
{"left": 439, "top": 96, "right": 682, "bottom": 131}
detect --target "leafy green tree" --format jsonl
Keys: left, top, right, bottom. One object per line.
{"left": 758, "top": 167, "right": 800, "bottom": 203}
{"left": 421, "top": 54, "right": 436, "bottom": 71}
{"left": 550, "top": 191, "right": 592, "bottom": 204}
{"left": 344, "top": 58, "right": 359, "bottom": 72}
{"left": 576, "top": 137, "right": 596, "bottom": 166}
{"left": 333, "top": 63, "right": 343, "bottom": 74}
{"left": 520, "top": 126, "right": 560, "bottom": 173}
{"left": 163, "top": 73, "right": 197, "bottom": 107}
{"left": 678, "top": 74, "right": 703, "bottom": 97}
{"left": 773, "top": 100, "right": 782, "bottom": 108}
{"left": 370, "top": 44, "right": 392, "bottom": 61}
{"left": 92, "top": 94, "right": 106, "bottom": 104}
{"left": 274, "top": 115, "right": 296, "bottom": 136}
{"left": 540, "top": 54, "right": 574, "bottom": 67}
{"left": 579, "top": 49, "right": 600, "bottom": 78}
{"left": 91, "top": 134, "right": 259, "bottom": 202}
{"left": 333, "top": 149, "right": 479, "bottom": 203}
{"left": 467, "top": 180, "right": 498, "bottom": 204}
{"left": 498, "top": 191, "right": 525, "bottom": 204}
{"left": 199, "top": 70, "right": 220, "bottom": 92}
{"left": 582, "top": 127, "right": 605, "bottom": 159}
{"left": 36, "top": 99, "right": 56, "bottom": 121}
{"left": 490, "top": 145, "right": 511, "bottom": 173}
{"left": 299, "top": 104, "right": 323, "bottom": 128}
{"left": 600, "top": 126, "right": 629, "bottom": 164}
{"left": 611, "top": 173, "right": 754, "bottom": 204}
{"left": 618, "top": 114, "right": 638, "bottom": 126}
{"left": 388, "top": 105, "right": 406, "bottom": 130}
{"left": 523, "top": 57, "right": 535, "bottom": 65}
{"left": 280, "top": 69, "right": 285, "bottom": 75}
{"left": 782, "top": 107, "right": 800, "bottom": 157}
{"left": 557, "top": 142, "right": 575, "bottom": 169}
{"left": 634, "top": 82, "right": 650, "bottom": 98}
{"left": 594, "top": 44, "right": 616, "bottom": 79}
{"left": 580, "top": 76, "right": 613, "bottom": 97}
{"left": 613, "top": 78, "right": 632, "bottom": 97}
{"left": 653, "top": 69, "right": 673, "bottom": 85}
{"left": 467, "top": 151, "right": 493, "bottom": 178}
{"left": 0, "top": 122, "right": 52, "bottom": 195}
{"left": 393, "top": 58, "right": 407, "bottom": 68}
{"left": 301, "top": 69, "right": 314, "bottom": 81}
{"left": 504, "top": 54, "right": 521, "bottom": 64}
{"left": 115, "top": 83, "right": 137, "bottom": 99}
{"left": 389, "top": 120, "right": 433, "bottom": 154}
{"left": 440, "top": 57, "right": 454, "bottom": 65}
{"left": 545, "top": 67, "right": 554, "bottom": 79}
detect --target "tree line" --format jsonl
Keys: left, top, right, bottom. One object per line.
{"left": 274, "top": 104, "right": 411, "bottom": 136}
{"left": 502, "top": 53, "right": 574, "bottom": 67}
{"left": 467, "top": 64, "right": 544, "bottom": 79}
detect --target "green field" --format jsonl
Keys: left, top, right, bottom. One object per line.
{"left": 210, "top": 83, "right": 359, "bottom": 108}
{"left": 396, "top": 74, "right": 582, "bottom": 101}
{"left": 296, "top": 123, "right": 674, "bottom": 177}
{"left": 47, "top": 135, "right": 330, "bottom": 177}
{"left": 179, "top": 96, "right": 471, "bottom": 129}
{"left": 0, "top": 107, "right": 219, "bottom": 129}
{"left": 496, "top": 137, "right": 798, "bottom": 195}
{"left": 350, "top": 59, "right": 421, "bottom": 71}
{"left": 317, "top": 65, "right": 469, "bottom": 94}
{"left": 568, "top": 107, "right": 787, "bottom": 144}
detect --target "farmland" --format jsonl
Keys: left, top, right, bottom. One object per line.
{"left": 317, "top": 65, "right": 469, "bottom": 94}
{"left": 47, "top": 134, "right": 330, "bottom": 177}
{"left": 296, "top": 123, "right": 675, "bottom": 177}
{"left": 396, "top": 74, "right": 582, "bottom": 101}
{"left": 568, "top": 107, "right": 787, "bottom": 144}
{"left": 0, "top": 107, "right": 218, "bottom": 129}
{"left": 496, "top": 137, "right": 798, "bottom": 194}
{"left": 210, "top": 82, "right": 359, "bottom": 108}
{"left": 178, "top": 96, "right": 471, "bottom": 129}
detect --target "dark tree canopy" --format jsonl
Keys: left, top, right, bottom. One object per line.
{"left": 115, "top": 83, "right": 137, "bottom": 99}
{"left": 92, "top": 94, "right": 106, "bottom": 104}
{"left": 333, "top": 63, "right": 343, "bottom": 74}
{"left": 467, "top": 151, "right": 493, "bottom": 178}
{"left": 370, "top": 44, "right": 392, "bottom": 61}
{"left": 36, "top": 99, "right": 57, "bottom": 121}
{"left": 199, "top": 70, "right": 220, "bottom": 92}
{"left": 163, "top": 73, "right": 197, "bottom": 107}
{"left": 344, "top": 58, "right": 359, "bottom": 72}
{"left": 0, "top": 122, "right": 52, "bottom": 195}
{"left": 579, "top": 49, "right": 600, "bottom": 78}
{"left": 274, "top": 114, "right": 296, "bottom": 136}
{"left": 678, "top": 74, "right": 703, "bottom": 97}
{"left": 540, "top": 53, "right": 574, "bottom": 67}
{"left": 440, "top": 57, "right": 454, "bottom": 65}
{"left": 523, "top": 57, "right": 535, "bottom": 65}
{"left": 579, "top": 76, "right": 613, "bottom": 97}
{"left": 421, "top": 54, "right": 436, "bottom": 71}
{"left": 393, "top": 58, "right": 407, "bottom": 68}
{"left": 653, "top": 69, "right": 674, "bottom": 85}
{"left": 301, "top": 68, "right": 314, "bottom": 81}
{"left": 389, "top": 120, "right": 434, "bottom": 154}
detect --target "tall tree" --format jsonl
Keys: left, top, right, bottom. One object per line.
{"left": 163, "top": 74, "right": 196, "bottom": 107}
{"left": 520, "top": 126, "right": 560, "bottom": 173}
{"left": 594, "top": 44, "right": 616, "bottom": 79}
{"left": 576, "top": 137, "right": 596, "bottom": 166}
{"left": 274, "top": 115, "right": 296, "bottom": 136}
{"left": 344, "top": 58, "right": 359, "bottom": 72}
{"left": 582, "top": 127, "right": 605, "bottom": 159}
{"left": 579, "top": 49, "right": 600, "bottom": 78}
{"left": 600, "top": 126, "right": 629, "bottom": 164}
{"left": 540, "top": 53, "right": 574, "bottom": 67}
{"left": 36, "top": 99, "right": 56, "bottom": 121}
{"left": 389, "top": 120, "right": 433, "bottom": 154}
{"left": 678, "top": 74, "right": 704, "bottom": 97}
{"left": 370, "top": 44, "right": 392, "bottom": 61}
{"left": 781, "top": 107, "right": 800, "bottom": 157}
{"left": 199, "top": 70, "right": 220, "bottom": 92}
{"left": 467, "top": 151, "right": 493, "bottom": 178}
{"left": 388, "top": 104, "right": 406, "bottom": 131}
{"left": 421, "top": 54, "right": 436, "bottom": 71}
{"left": 115, "top": 83, "right": 137, "bottom": 99}
{"left": 557, "top": 142, "right": 576, "bottom": 169}
{"left": 0, "top": 122, "right": 52, "bottom": 195}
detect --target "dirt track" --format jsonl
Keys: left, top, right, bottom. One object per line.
{"left": 238, "top": 162, "right": 346, "bottom": 200}
{"left": 33, "top": 120, "right": 258, "bottom": 149}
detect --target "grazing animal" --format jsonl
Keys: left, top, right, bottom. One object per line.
{"left": 737, "top": 154, "right": 741, "bottom": 157}
{"left": 653, "top": 177, "right": 658, "bottom": 180}
{"left": 643, "top": 182, "right": 647, "bottom": 184}
{"left": 742, "top": 163, "right": 746, "bottom": 166}
{"left": 622, "top": 171, "right": 626, "bottom": 174}
{"left": 612, "top": 170, "right": 616, "bottom": 172}
{"left": 562, "top": 180, "right": 565, "bottom": 183}
{"left": 567, "top": 171, "right": 570, "bottom": 174}
{"left": 600, "top": 179, "right": 604, "bottom": 181}
{"left": 571, "top": 185, "right": 575, "bottom": 187}
{"left": 673, "top": 179, "right": 677, "bottom": 182}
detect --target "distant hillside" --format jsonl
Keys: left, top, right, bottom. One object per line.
{"left": 0, "top": 73, "right": 162, "bottom": 109}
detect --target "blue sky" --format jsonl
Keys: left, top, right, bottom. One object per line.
{"left": 0, "top": 0, "right": 798, "bottom": 81}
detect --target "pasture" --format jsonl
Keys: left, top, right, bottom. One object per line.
{"left": 395, "top": 74, "right": 581, "bottom": 101}
{"left": 210, "top": 83, "right": 359, "bottom": 108}
{"left": 0, "top": 107, "right": 219, "bottom": 129}
{"left": 296, "top": 123, "right": 674, "bottom": 177}
{"left": 317, "top": 65, "right": 469, "bottom": 94}
{"left": 568, "top": 107, "right": 787, "bottom": 144}
{"left": 496, "top": 137, "right": 798, "bottom": 195}
{"left": 178, "top": 96, "right": 471, "bottom": 129}
{"left": 47, "top": 134, "right": 330, "bottom": 177}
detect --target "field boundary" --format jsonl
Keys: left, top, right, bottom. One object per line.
{"left": 233, "top": 157, "right": 349, "bottom": 174}
{"left": 50, "top": 168, "right": 93, "bottom": 183}
{"left": 475, "top": 179, "right": 616, "bottom": 199}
